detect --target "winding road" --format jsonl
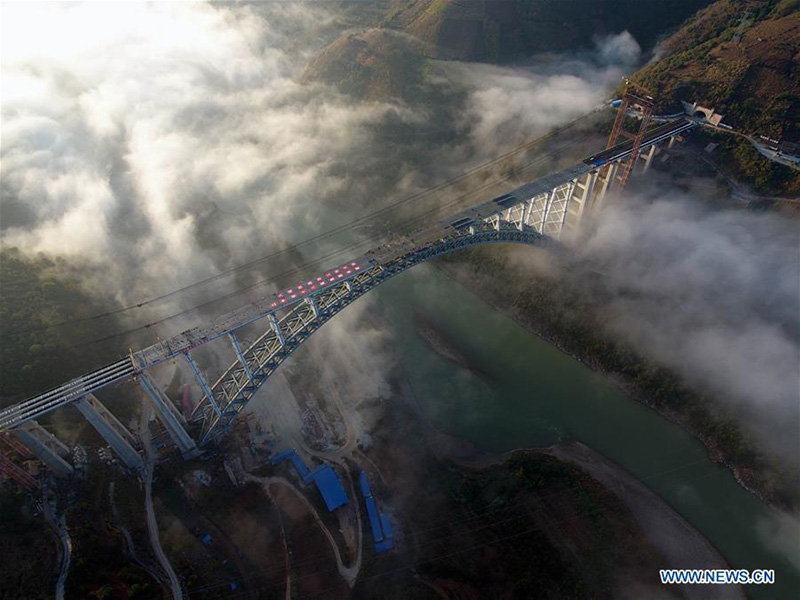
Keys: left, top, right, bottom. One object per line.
{"left": 43, "top": 491, "right": 71, "bottom": 600}
{"left": 141, "top": 405, "right": 184, "bottom": 600}
{"left": 108, "top": 481, "right": 168, "bottom": 588}
{"left": 54, "top": 514, "right": 71, "bottom": 600}
{"left": 246, "top": 474, "right": 361, "bottom": 587}
{"left": 701, "top": 121, "right": 800, "bottom": 172}
{"left": 248, "top": 370, "right": 364, "bottom": 586}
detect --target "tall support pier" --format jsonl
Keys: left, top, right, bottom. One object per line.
{"left": 13, "top": 421, "right": 73, "bottom": 478}
{"left": 74, "top": 394, "right": 143, "bottom": 470}
{"left": 0, "top": 114, "right": 695, "bottom": 457}
{"left": 137, "top": 372, "right": 199, "bottom": 458}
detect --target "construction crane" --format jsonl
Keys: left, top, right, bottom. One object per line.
{"left": 605, "top": 83, "right": 655, "bottom": 192}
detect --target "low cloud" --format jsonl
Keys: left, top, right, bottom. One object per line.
{"left": 596, "top": 30, "right": 642, "bottom": 65}
{"left": 451, "top": 31, "right": 639, "bottom": 153}
{"left": 1, "top": 2, "right": 419, "bottom": 310}
{"left": 1, "top": 1, "right": 643, "bottom": 347}
{"left": 7, "top": 2, "right": 792, "bottom": 460}
{"left": 757, "top": 511, "right": 800, "bottom": 572}
{"left": 574, "top": 194, "right": 799, "bottom": 458}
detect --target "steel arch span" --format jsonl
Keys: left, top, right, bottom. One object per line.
{"left": 0, "top": 116, "right": 695, "bottom": 468}
{"left": 191, "top": 225, "right": 551, "bottom": 445}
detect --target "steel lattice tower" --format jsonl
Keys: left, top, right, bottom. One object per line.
{"left": 606, "top": 87, "right": 654, "bottom": 192}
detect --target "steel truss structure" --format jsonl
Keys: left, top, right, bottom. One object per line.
{"left": 0, "top": 116, "right": 695, "bottom": 472}
{"left": 606, "top": 87, "right": 655, "bottom": 192}
{"left": 192, "top": 224, "right": 553, "bottom": 445}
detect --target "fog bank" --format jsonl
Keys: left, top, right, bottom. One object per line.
{"left": 573, "top": 194, "right": 799, "bottom": 458}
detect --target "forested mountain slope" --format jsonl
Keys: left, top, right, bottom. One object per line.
{"left": 632, "top": 0, "right": 800, "bottom": 139}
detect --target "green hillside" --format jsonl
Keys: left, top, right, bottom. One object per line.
{"left": 303, "top": 28, "right": 425, "bottom": 102}
{"left": 629, "top": 0, "right": 800, "bottom": 193}
{"left": 380, "top": 0, "right": 713, "bottom": 61}
{"left": 308, "top": 0, "right": 714, "bottom": 101}
{"left": 0, "top": 249, "right": 123, "bottom": 403}
{"left": 631, "top": 0, "right": 800, "bottom": 139}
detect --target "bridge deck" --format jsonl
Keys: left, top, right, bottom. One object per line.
{"left": 0, "top": 117, "right": 695, "bottom": 433}
{"left": 585, "top": 118, "right": 694, "bottom": 165}
{"left": 132, "top": 117, "right": 694, "bottom": 371}
{"left": 0, "top": 359, "right": 135, "bottom": 430}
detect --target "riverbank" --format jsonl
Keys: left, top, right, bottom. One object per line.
{"left": 395, "top": 374, "right": 742, "bottom": 600}
{"left": 433, "top": 253, "right": 797, "bottom": 511}
{"left": 374, "top": 264, "right": 799, "bottom": 599}
{"left": 548, "top": 440, "right": 744, "bottom": 600}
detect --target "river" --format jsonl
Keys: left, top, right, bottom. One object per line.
{"left": 373, "top": 264, "right": 799, "bottom": 600}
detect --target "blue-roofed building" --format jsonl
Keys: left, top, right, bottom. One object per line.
{"left": 358, "top": 470, "right": 372, "bottom": 498}
{"left": 290, "top": 453, "right": 312, "bottom": 482}
{"left": 270, "top": 449, "right": 295, "bottom": 465}
{"left": 270, "top": 449, "right": 311, "bottom": 481}
{"left": 358, "top": 470, "right": 395, "bottom": 553}
{"left": 380, "top": 513, "right": 394, "bottom": 540}
{"left": 270, "top": 449, "right": 348, "bottom": 512}
{"left": 310, "top": 465, "right": 349, "bottom": 512}
{"left": 365, "top": 497, "right": 383, "bottom": 543}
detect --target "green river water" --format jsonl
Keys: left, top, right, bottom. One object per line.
{"left": 373, "top": 264, "right": 798, "bottom": 600}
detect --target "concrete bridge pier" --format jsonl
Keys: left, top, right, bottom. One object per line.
{"left": 594, "top": 160, "right": 620, "bottom": 212}
{"left": 13, "top": 421, "right": 74, "bottom": 478}
{"left": 562, "top": 170, "right": 598, "bottom": 239}
{"left": 74, "top": 394, "right": 143, "bottom": 470}
{"left": 640, "top": 144, "right": 657, "bottom": 172}
{"left": 138, "top": 373, "right": 199, "bottom": 458}
{"left": 184, "top": 352, "right": 222, "bottom": 418}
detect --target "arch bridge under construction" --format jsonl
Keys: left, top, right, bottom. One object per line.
{"left": 0, "top": 110, "right": 695, "bottom": 482}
